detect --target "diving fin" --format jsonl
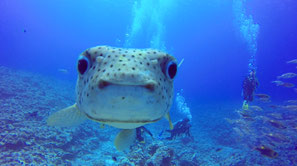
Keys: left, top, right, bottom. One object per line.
{"left": 165, "top": 112, "right": 173, "bottom": 130}
{"left": 47, "top": 104, "right": 86, "bottom": 127}
{"left": 242, "top": 100, "right": 249, "bottom": 110}
{"left": 114, "top": 129, "right": 136, "bottom": 151}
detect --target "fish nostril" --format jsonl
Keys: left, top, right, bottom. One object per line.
{"left": 144, "top": 84, "right": 155, "bottom": 92}
{"left": 98, "top": 81, "right": 110, "bottom": 89}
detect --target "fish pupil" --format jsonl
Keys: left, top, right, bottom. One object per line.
{"left": 78, "top": 59, "right": 88, "bottom": 75}
{"left": 167, "top": 62, "right": 177, "bottom": 79}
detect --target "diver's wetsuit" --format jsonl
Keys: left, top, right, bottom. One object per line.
{"left": 242, "top": 75, "right": 259, "bottom": 102}
{"left": 136, "top": 126, "right": 153, "bottom": 143}
{"left": 166, "top": 118, "right": 191, "bottom": 140}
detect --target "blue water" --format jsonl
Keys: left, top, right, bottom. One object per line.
{"left": 1, "top": 0, "right": 297, "bottom": 165}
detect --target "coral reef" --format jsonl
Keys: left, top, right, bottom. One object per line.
{"left": 0, "top": 66, "right": 295, "bottom": 165}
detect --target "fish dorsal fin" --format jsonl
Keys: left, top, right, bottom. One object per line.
{"left": 165, "top": 112, "right": 173, "bottom": 130}
{"left": 114, "top": 129, "right": 136, "bottom": 151}
{"left": 47, "top": 104, "right": 86, "bottom": 127}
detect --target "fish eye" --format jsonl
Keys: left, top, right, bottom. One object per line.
{"left": 77, "top": 56, "right": 90, "bottom": 75}
{"left": 166, "top": 61, "right": 177, "bottom": 80}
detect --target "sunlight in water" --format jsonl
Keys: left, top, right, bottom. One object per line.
{"left": 233, "top": 0, "right": 260, "bottom": 72}
{"left": 124, "top": 0, "right": 175, "bottom": 51}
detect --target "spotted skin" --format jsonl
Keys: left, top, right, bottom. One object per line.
{"left": 76, "top": 46, "right": 176, "bottom": 129}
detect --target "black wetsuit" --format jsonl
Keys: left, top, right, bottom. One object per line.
{"left": 166, "top": 118, "right": 191, "bottom": 140}
{"left": 136, "top": 126, "right": 153, "bottom": 143}
{"left": 242, "top": 75, "right": 259, "bottom": 102}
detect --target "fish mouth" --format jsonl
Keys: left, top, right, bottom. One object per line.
{"left": 84, "top": 112, "right": 162, "bottom": 124}
{"left": 98, "top": 80, "right": 155, "bottom": 92}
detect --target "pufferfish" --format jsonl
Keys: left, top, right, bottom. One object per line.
{"left": 47, "top": 45, "right": 178, "bottom": 151}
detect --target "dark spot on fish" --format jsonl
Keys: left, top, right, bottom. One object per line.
{"left": 132, "top": 67, "right": 135, "bottom": 70}
{"left": 147, "top": 62, "right": 150, "bottom": 66}
{"left": 110, "top": 64, "right": 113, "bottom": 68}
{"left": 122, "top": 97, "right": 125, "bottom": 100}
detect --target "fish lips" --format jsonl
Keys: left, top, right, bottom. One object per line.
{"left": 98, "top": 80, "right": 156, "bottom": 92}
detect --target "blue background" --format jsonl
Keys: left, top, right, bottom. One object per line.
{"left": 1, "top": 0, "right": 296, "bottom": 106}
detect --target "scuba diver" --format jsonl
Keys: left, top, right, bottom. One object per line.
{"left": 242, "top": 70, "right": 259, "bottom": 110}
{"left": 136, "top": 126, "right": 154, "bottom": 143}
{"left": 166, "top": 118, "right": 192, "bottom": 140}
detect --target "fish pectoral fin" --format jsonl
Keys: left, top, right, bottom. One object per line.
{"left": 165, "top": 112, "right": 173, "bottom": 130}
{"left": 47, "top": 104, "right": 86, "bottom": 127}
{"left": 114, "top": 129, "right": 136, "bottom": 151}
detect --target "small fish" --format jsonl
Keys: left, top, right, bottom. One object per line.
{"left": 255, "top": 94, "right": 271, "bottom": 102}
{"left": 255, "top": 93, "right": 270, "bottom": 99}
{"left": 266, "top": 133, "right": 289, "bottom": 144}
{"left": 268, "top": 120, "right": 287, "bottom": 129}
{"left": 267, "top": 113, "right": 283, "bottom": 120}
{"left": 249, "top": 105, "right": 263, "bottom": 111}
{"left": 268, "top": 105, "right": 280, "bottom": 109}
{"left": 277, "top": 72, "right": 297, "bottom": 79}
{"left": 271, "top": 80, "right": 284, "bottom": 86}
{"left": 286, "top": 100, "right": 297, "bottom": 104}
{"left": 239, "top": 112, "right": 254, "bottom": 120}
{"left": 255, "top": 145, "right": 278, "bottom": 158}
{"left": 58, "top": 68, "right": 69, "bottom": 74}
{"left": 281, "top": 82, "right": 295, "bottom": 88}
{"left": 283, "top": 105, "right": 297, "bottom": 111}
{"left": 287, "top": 59, "right": 297, "bottom": 64}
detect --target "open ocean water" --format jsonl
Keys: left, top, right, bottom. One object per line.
{"left": 1, "top": 0, "right": 297, "bottom": 165}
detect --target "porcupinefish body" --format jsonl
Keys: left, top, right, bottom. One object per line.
{"left": 47, "top": 45, "right": 178, "bottom": 151}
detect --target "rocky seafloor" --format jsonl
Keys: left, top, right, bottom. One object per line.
{"left": 0, "top": 66, "right": 296, "bottom": 166}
